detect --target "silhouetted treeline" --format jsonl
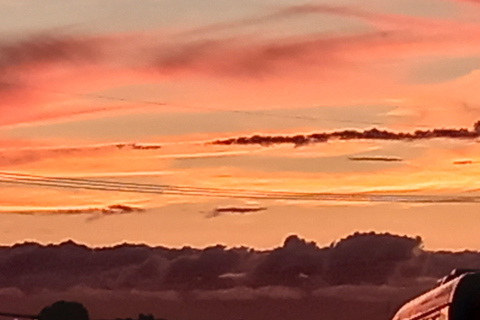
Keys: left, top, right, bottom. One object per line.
{"left": 0, "top": 231, "right": 478, "bottom": 293}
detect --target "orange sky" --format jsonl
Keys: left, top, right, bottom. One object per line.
{"left": 1, "top": 0, "right": 480, "bottom": 250}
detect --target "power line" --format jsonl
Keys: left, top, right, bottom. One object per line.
{"left": 0, "top": 171, "right": 334, "bottom": 200}
{"left": 0, "top": 171, "right": 479, "bottom": 204}
{"left": 0, "top": 171, "right": 303, "bottom": 197}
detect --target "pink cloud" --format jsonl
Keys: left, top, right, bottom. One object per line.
{"left": 1, "top": 6, "right": 480, "bottom": 127}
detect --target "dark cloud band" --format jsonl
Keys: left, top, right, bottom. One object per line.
{"left": 212, "top": 121, "right": 480, "bottom": 146}
{"left": 348, "top": 156, "right": 403, "bottom": 162}
{"left": 207, "top": 206, "right": 267, "bottom": 218}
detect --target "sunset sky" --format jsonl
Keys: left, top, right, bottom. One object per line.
{"left": 2, "top": 0, "right": 480, "bottom": 250}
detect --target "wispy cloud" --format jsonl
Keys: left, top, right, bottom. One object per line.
{"left": 206, "top": 206, "right": 267, "bottom": 218}
{"left": 0, "top": 4, "right": 479, "bottom": 126}
{"left": 448, "top": 0, "right": 480, "bottom": 4}
{"left": 348, "top": 156, "right": 403, "bottom": 162}
{"left": 115, "top": 143, "right": 162, "bottom": 150}
{"left": 0, "top": 34, "right": 103, "bottom": 71}
{"left": 0, "top": 203, "right": 144, "bottom": 222}
{"left": 0, "top": 143, "right": 162, "bottom": 167}
{"left": 453, "top": 159, "right": 474, "bottom": 165}
{"left": 178, "top": 3, "right": 478, "bottom": 42}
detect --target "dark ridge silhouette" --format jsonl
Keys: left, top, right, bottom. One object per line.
{"left": 211, "top": 121, "right": 480, "bottom": 147}
{"left": 38, "top": 301, "right": 89, "bottom": 320}
{"left": 348, "top": 156, "right": 403, "bottom": 162}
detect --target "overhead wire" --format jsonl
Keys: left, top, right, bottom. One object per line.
{"left": 0, "top": 171, "right": 479, "bottom": 203}
{"left": 0, "top": 171, "right": 307, "bottom": 196}
{"left": 0, "top": 171, "right": 338, "bottom": 200}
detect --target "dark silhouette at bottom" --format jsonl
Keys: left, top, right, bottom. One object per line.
{"left": 116, "top": 314, "right": 167, "bottom": 320}
{"left": 38, "top": 301, "right": 89, "bottom": 320}
{"left": 36, "top": 300, "right": 167, "bottom": 320}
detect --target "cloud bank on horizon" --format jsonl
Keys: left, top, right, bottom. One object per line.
{"left": 1, "top": 232, "right": 479, "bottom": 320}
{"left": 0, "top": 232, "right": 474, "bottom": 294}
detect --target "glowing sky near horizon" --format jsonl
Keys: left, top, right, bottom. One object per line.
{"left": 1, "top": 0, "right": 480, "bottom": 250}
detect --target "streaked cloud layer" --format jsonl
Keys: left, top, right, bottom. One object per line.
{"left": 1, "top": 0, "right": 480, "bottom": 249}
